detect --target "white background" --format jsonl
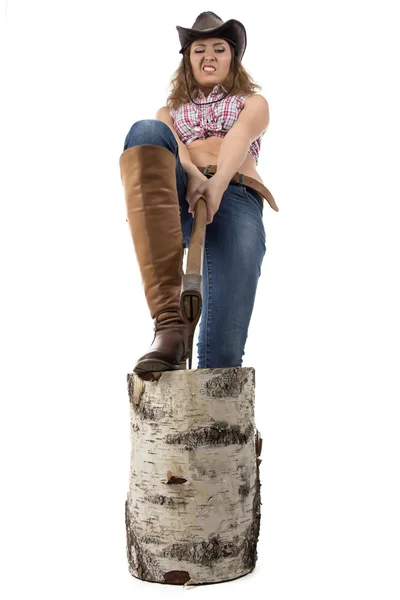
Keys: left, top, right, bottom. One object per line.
{"left": 1, "top": 0, "right": 399, "bottom": 598}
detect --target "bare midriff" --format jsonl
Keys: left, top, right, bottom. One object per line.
{"left": 186, "top": 136, "right": 264, "bottom": 185}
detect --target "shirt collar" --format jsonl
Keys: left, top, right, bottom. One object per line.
{"left": 195, "top": 84, "right": 228, "bottom": 101}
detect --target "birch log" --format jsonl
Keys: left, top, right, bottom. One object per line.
{"left": 125, "top": 366, "right": 263, "bottom": 586}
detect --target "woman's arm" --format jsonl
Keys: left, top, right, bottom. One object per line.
{"left": 213, "top": 94, "right": 270, "bottom": 189}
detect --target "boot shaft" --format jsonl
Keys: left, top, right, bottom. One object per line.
{"left": 120, "top": 144, "right": 185, "bottom": 320}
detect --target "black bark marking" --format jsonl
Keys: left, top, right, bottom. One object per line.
{"left": 147, "top": 494, "right": 187, "bottom": 508}
{"left": 251, "top": 368, "right": 256, "bottom": 389}
{"left": 125, "top": 499, "right": 164, "bottom": 581}
{"left": 139, "top": 534, "right": 163, "bottom": 544}
{"left": 205, "top": 368, "right": 253, "bottom": 398}
{"left": 165, "top": 422, "right": 254, "bottom": 451}
{"left": 160, "top": 534, "right": 242, "bottom": 567}
{"left": 241, "top": 459, "right": 262, "bottom": 571}
{"left": 125, "top": 499, "right": 133, "bottom": 565}
{"left": 132, "top": 398, "right": 166, "bottom": 421}
{"left": 238, "top": 482, "right": 250, "bottom": 499}
{"left": 164, "top": 570, "right": 191, "bottom": 585}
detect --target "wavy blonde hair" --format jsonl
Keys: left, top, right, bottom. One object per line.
{"left": 166, "top": 43, "right": 262, "bottom": 110}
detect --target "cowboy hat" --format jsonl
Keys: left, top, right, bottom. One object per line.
{"left": 176, "top": 11, "right": 247, "bottom": 60}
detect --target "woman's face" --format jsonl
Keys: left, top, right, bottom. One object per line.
{"left": 189, "top": 37, "right": 232, "bottom": 93}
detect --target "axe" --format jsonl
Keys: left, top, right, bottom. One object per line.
{"left": 180, "top": 197, "right": 207, "bottom": 369}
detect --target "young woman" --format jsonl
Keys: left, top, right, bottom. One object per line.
{"left": 119, "top": 11, "right": 278, "bottom": 375}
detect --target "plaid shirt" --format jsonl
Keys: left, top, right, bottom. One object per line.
{"left": 170, "top": 85, "right": 263, "bottom": 166}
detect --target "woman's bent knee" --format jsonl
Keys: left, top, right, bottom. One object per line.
{"left": 123, "top": 119, "right": 176, "bottom": 151}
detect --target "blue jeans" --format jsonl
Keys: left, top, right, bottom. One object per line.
{"left": 123, "top": 120, "right": 266, "bottom": 369}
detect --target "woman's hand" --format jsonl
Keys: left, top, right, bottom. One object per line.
{"left": 185, "top": 171, "right": 208, "bottom": 213}
{"left": 186, "top": 173, "right": 227, "bottom": 225}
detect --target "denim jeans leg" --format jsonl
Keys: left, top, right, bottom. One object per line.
{"left": 196, "top": 183, "right": 266, "bottom": 369}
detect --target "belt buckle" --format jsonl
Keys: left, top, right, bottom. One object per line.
{"left": 203, "top": 164, "right": 212, "bottom": 176}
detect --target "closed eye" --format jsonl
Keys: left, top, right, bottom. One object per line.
{"left": 194, "top": 48, "right": 225, "bottom": 54}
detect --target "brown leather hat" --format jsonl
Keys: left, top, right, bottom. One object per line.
{"left": 176, "top": 11, "right": 247, "bottom": 60}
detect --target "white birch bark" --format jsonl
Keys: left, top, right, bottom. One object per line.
{"left": 125, "top": 367, "right": 263, "bottom": 586}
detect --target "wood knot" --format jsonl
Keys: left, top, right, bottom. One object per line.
{"left": 163, "top": 570, "right": 191, "bottom": 585}
{"left": 164, "top": 470, "right": 187, "bottom": 485}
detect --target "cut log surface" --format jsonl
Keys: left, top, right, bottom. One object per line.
{"left": 125, "top": 367, "right": 262, "bottom": 586}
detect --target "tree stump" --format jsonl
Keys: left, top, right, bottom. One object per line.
{"left": 125, "top": 367, "right": 263, "bottom": 586}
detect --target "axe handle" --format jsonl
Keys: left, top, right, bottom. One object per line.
{"left": 186, "top": 197, "right": 207, "bottom": 275}
{"left": 180, "top": 198, "right": 207, "bottom": 369}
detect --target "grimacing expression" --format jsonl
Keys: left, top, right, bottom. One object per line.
{"left": 189, "top": 38, "right": 232, "bottom": 89}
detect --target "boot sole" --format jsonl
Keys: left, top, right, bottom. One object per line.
{"left": 133, "top": 358, "right": 187, "bottom": 375}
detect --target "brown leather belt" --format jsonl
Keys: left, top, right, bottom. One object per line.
{"left": 196, "top": 165, "right": 279, "bottom": 212}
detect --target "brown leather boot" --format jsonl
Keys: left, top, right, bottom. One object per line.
{"left": 119, "top": 144, "right": 190, "bottom": 375}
